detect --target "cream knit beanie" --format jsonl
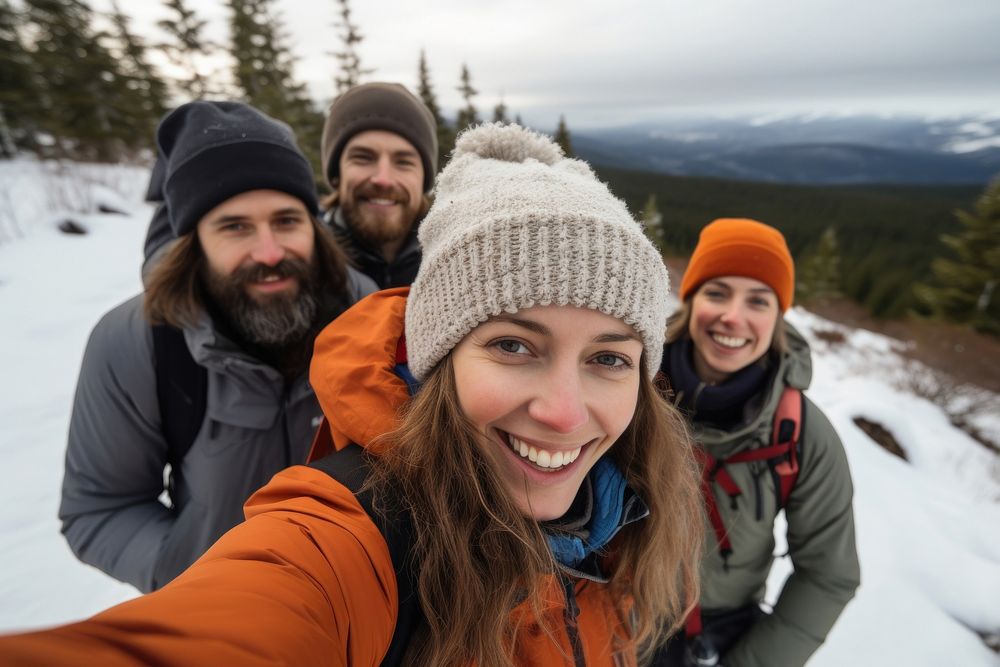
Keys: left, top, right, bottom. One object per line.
{"left": 405, "top": 123, "right": 671, "bottom": 380}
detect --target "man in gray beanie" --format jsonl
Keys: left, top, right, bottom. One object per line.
{"left": 60, "top": 101, "right": 376, "bottom": 593}
{"left": 320, "top": 82, "right": 438, "bottom": 288}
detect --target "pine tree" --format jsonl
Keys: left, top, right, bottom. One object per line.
{"left": 417, "top": 49, "right": 452, "bottom": 171}
{"left": 492, "top": 97, "right": 508, "bottom": 124}
{"left": 331, "top": 0, "right": 371, "bottom": 94}
{"left": 107, "top": 1, "right": 169, "bottom": 146}
{"left": 157, "top": 0, "right": 220, "bottom": 100}
{"left": 0, "top": 0, "right": 36, "bottom": 155}
{"left": 916, "top": 178, "right": 1000, "bottom": 335}
{"left": 796, "top": 226, "right": 842, "bottom": 303}
{"left": 554, "top": 114, "right": 573, "bottom": 157}
{"left": 514, "top": 113, "right": 524, "bottom": 127}
{"left": 228, "top": 0, "right": 294, "bottom": 116}
{"left": 640, "top": 194, "right": 665, "bottom": 254}
{"left": 24, "top": 0, "right": 132, "bottom": 161}
{"left": 454, "top": 63, "right": 478, "bottom": 133}
{"left": 226, "top": 0, "right": 324, "bottom": 181}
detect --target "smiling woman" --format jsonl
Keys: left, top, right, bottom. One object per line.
{"left": 656, "top": 218, "right": 860, "bottom": 667}
{"left": 453, "top": 306, "right": 646, "bottom": 521}
{"left": 0, "top": 123, "right": 704, "bottom": 667}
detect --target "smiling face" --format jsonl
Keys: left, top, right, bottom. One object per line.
{"left": 336, "top": 130, "right": 424, "bottom": 259}
{"left": 451, "top": 305, "right": 644, "bottom": 521}
{"left": 195, "top": 189, "right": 319, "bottom": 345}
{"left": 196, "top": 189, "right": 315, "bottom": 297}
{"left": 688, "top": 276, "right": 780, "bottom": 384}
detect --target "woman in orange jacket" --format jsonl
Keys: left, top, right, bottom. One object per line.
{"left": 0, "top": 123, "right": 703, "bottom": 666}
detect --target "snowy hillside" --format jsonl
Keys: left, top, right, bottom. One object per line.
{"left": 0, "top": 160, "right": 998, "bottom": 665}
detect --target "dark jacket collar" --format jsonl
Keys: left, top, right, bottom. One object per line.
{"left": 324, "top": 207, "right": 422, "bottom": 289}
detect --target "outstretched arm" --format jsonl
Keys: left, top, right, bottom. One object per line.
{"left": 6, "top": 466, "right": 397, "bottom": 666}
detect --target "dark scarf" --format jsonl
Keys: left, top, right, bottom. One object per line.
{"left": 661, "top": 338, "right": 770, "bottom": 430}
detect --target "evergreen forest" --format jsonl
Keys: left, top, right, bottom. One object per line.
{"left": 0, "top": 0, "right": 996, "bottom": 333}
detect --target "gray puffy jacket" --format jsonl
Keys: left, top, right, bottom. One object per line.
{"left": 59, "top": 271, "right": 375, "bottom": 592}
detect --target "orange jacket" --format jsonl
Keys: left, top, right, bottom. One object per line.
{"left": 0, "top": 289, "right": 637, "bottom": 666}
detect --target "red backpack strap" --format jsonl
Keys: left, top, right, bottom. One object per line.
{"left": 770, "top": 387, "right": 803, "bottom": 507}
{"left": 694, "top": 449, "right": 734, "bottom": 569}
{"left": 686, "top": 449, "right": 716, "bottom": 644}
{"left": 685, "top": 389, "right": 804, "bottom": 646}
{"left": 685, "top": 602, "right": 704, "bottom": 639}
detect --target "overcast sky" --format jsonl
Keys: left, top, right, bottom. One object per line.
{"left": 92, "top": 0, "right": 1000, "bottom": 129}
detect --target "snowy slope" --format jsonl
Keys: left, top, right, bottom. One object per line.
{"left": 0, "top": 159, "right": 998, "bottom": 664}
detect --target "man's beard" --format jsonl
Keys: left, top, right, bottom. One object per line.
{"left": 202, "top": 257, "right": 319, "bottom": 348}
{"left": 340, "top": 183, "right": 419, "bottom": 248}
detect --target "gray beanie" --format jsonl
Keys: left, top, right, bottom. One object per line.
{"left": 321, "top": 82, "right": 438, "bottom": 192}
{"left": 405, "top": 123, "right": 671, "bottom": 380}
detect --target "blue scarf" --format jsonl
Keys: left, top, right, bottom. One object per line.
{"left": 545, "top": 457, "right": 632, "bottom": 569}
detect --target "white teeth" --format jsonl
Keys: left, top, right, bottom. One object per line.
{"left": 262, "top": 275, "right": 280, "bottom": 282}
{"left": 712, "top": 333, "right": 747, "bottom": 348}
{"left": 507, "top": 435, "right": 582, "bottom": 470}
{"left": 368, "top": 198, "right": 395, "bottom": 205}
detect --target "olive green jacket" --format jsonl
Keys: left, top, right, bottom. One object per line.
{"left": 690, "top": 324, "right": 860, "bottom": 667}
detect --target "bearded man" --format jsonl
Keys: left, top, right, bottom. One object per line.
{"left": 59, "top": 101, "right": 376, "bottom": 592}
{"left": 320, "top": 82, "right": 438, "bottom": 288}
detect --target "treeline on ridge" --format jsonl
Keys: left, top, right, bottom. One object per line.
{"left": 597, "top": 164, "right": 985, "bottom": 322}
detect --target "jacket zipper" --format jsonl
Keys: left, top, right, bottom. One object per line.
{"left": 561, "top": 574, "right": 586, "bottom": 666}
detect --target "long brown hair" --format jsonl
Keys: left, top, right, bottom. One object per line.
{"left": 144, "top": 216, "right": 351, "bottom": 328}
{"left": 369, "top": 353, "right": 704, "bottom": 666}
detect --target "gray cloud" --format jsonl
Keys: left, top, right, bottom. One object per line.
{"left": 93, "top": 0, "right": 1000, "bottom": 128}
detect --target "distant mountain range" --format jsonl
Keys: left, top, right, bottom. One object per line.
{"left": 573, "top": 114, "right": 1000, "bottom": 185}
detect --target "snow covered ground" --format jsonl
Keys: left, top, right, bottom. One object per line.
{"left": 1, "top": 159, "right": 998, "bottom": 664}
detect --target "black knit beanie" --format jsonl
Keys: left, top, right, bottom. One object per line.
{"left": 149, "top": 101, "right": 319, "bottom": 238}
{"left": 321, "top": 82, "right": 438, "bottom": 193}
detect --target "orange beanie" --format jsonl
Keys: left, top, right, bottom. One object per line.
{"left": 679, "top": 218, "right": 795, "bottom": 311}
